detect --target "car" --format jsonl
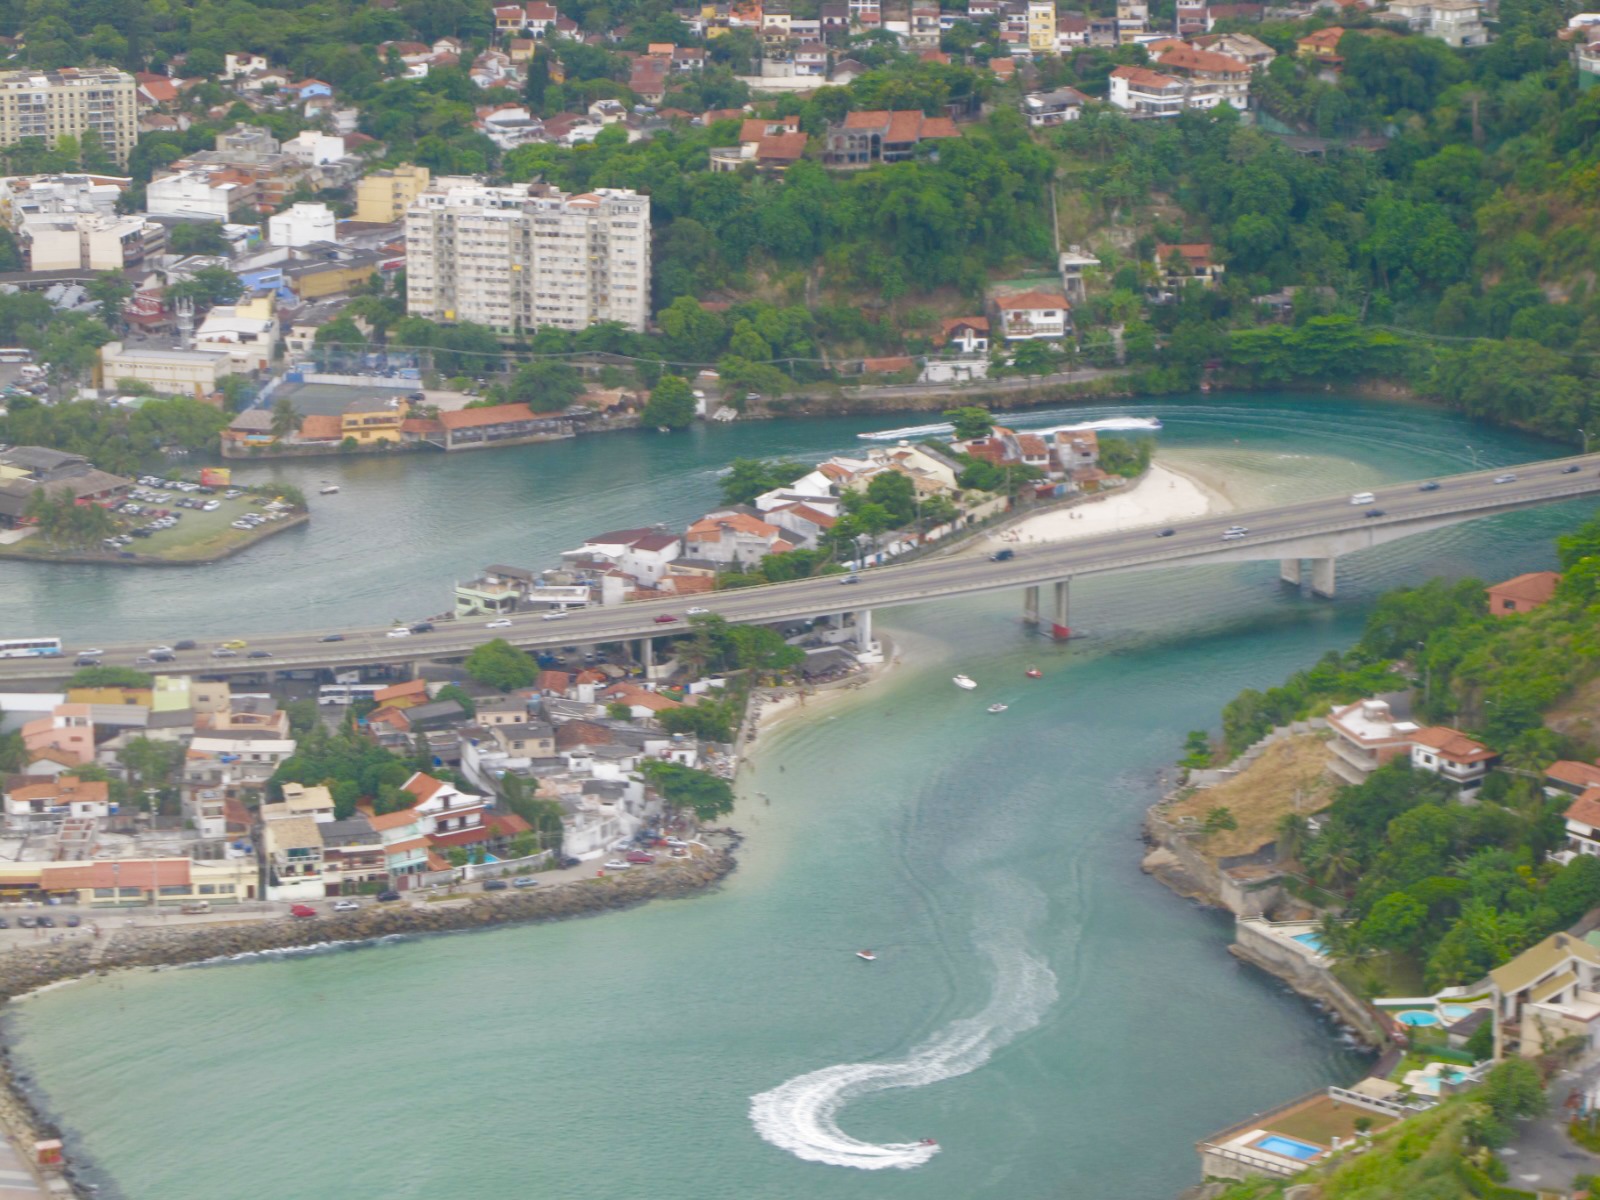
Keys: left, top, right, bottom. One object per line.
{"left": 1493, "top": 473, "right": 1517, "bottom": 484}
{"left": 0, "top": 917, "right": 9, "bottom": 929}
{"left": 211, "top": 648, "right": 238, "bottom": 658}
{"left": 332, "top": 899, "right": 359, "bottom": 912}
{"left": 1364, "top": 509, "right": 1386, "bottom": 518}
{"left": 289, "top": 904, "right": 317, "bottom": 918}
{"left": 36, "top": 915, "right": 53, "bottom": 929}
{"left": 150, "top": 651, "right": 175, "bottom": 663}
{"left": 481, "top": 879, "right": 510, "bottom": 892}
{"left": 74, "top": 656, "right": 100, "bottom": 667}
{"left": 512, "top": 877, "right": 538, "bottom": 888}
{"left": 222, "top": 639, "right": 246, "bottom": 650}
{"left": 16, "top": 916, "right": 34, "bottom": 929}
{"left": 603, "top": 859, "right": 631, "bottom": 870}
{"left": 990, "top": 548, "right": 1015, "bottom": 562}
{"left": 625, "top": 850, "right": 655, "bottom": 864}
{"left": 653, "top": 614, "right": 678, "bottom": 624}
{"left": 149, "top": 645, "right": 173, "bottom": 655}
{"left": 320, "top": 633, "right": 345, "bottom": 643}
{"left": 247, "top": 650, "right": 272, "bottom": 659}
{"left": 559, "top": 856, "right": 581, "bottom": 869}
{"left": 134, "top": 656, "right": 155, "bottom": 666}
{"left": 1565, "top": 464, "right": 1582, "bottom": 474}
{"left": 65, "top": 914, "right": 80, "bottom": 927}
{"left": 387, "top": 628, "right": 412, "bottom": 638}
{"left": 540, "top": 611, "right": 566, "bottom": 621}
{"left": 665, "top": 837, "right": 687, "bottom": 848}
{"left": 377, "top": 890, "right": 402, "bottom": 902}
{"left": 1419, "top": 481, "right": 1441, "bottom": 492}
{"left": 686, "top": 606, "right": 709, "bottom": 616}
{"left": 174, "top": 639, "right": 196, "bottom": 651}
{"left": 1156, "top": 528, "right": 1175, "bottom": 538}
{"left": 77, "top": 648, "right": 103, "bottom": 657}
{"left": 1221, "top": 526, "right": 1248, "bottom": 540}
{"left": 486, "top": 618, "right": 513, "bottom": 628}
{"left": 839, "top": 574, "right": 860, "bottom": 585}
{"left": 410, "top": 622, "right": 434, "bottom": 634}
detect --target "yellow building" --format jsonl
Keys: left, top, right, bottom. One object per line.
{"left": 289, "top": 260, "right": 379, "bottom": 300}
{"left": 1028, "top": 0, "right": 1056, "bottom": 52}
{"left": 340, "top": 396, "right": 409, "bottom": 445}
{"left": 355, "top": 164, "right": 431, "bottom": 224}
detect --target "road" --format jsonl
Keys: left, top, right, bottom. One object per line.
{"left": 6, "top": 453, "right": 1599, "bottom": 684}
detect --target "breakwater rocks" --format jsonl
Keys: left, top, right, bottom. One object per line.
{"left": 0, "top": 848, "right": 736, "bottom": 1004}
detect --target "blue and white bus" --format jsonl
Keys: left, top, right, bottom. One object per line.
{"left": 0, "top": 636, "right": 62, "bottom": 658}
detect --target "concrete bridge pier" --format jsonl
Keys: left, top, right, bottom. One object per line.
{"left": 1051, "top": 580, "right": 1071, "bottom": 640}
{"left": 1280, "top": 558, "right": 1302, "bottom": 586}
{"left": 1022, "top": 585, "right": 1041, "bottom": 625}
{"left": 855, "top": 608, "right": 874, "bottom": 650}
{"left": 640, "top": 637, "right": 655, "bottom": 671}
{"left": 1310, "top": 558, "right": 1337, "bottom": 599}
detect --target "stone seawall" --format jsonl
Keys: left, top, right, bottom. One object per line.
{"left": 0, "top": 848, "right": 737, "bottom": 1197}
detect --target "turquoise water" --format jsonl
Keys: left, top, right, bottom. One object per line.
{"left": 1440, "top": 1004, "right": 1477, "bottom": 1020}
{"left": 1397, "top": 1011, "right": 1442, "bottom": 1027}
{"left": 5, "top": 394, "right": 1585, "bottom": 1200}
{"left": 1255, "top": 1135, "right": 1324, "bottom": 1160}
{"left": 1292, "top": 932, "right": 1326, "bottom": 953}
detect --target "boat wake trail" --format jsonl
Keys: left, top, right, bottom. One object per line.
{"left": 748, "top": 929, "right": 1057, "bottom": 1170}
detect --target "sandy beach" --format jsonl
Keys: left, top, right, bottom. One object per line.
{"left": 1003, "top": 463, "right": 1233, "bottom": 546}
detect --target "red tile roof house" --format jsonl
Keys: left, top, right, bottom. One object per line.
{"left": 1562, "top": 786, "right": 1600, "bottom": 862}
{"left": 1407, "top": 726, "right": 1497, "bottom": 794}
{"left": 995, "top": 291, "right": 1070, "bottom": 341}
{"left": 1547, "top": 760, "right": 1600, "bottom": 798}
{"left": 684, "top": 511, "right": 794, "bottom": 567}
{"left": 1486, "top": 570, "right": 1561, "bottom": 617}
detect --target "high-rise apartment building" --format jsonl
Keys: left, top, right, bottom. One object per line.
{"left": 0, "top": 68, "right": 138, "bottom": 166}
{"left": 355, "top": 163, "right": 432, "bottom": 224}
{"left": 405, "top": 181, "right": 651, "bottom": 335}
{"left": 1027, "top": 0, "right": 1058, "bottom": 53}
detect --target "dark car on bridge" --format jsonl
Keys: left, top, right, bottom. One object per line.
{"left": 1365, "top": 509, "right": 1386, "bottom": 518}
{"left": 410, "top": 622, "right": 435, "bottom": 634}
{"left": 991, "top": 548, "right": 1015, "bottom": 562}
{"left": 1418, "top": 481, "right": 1441, "bottom": 491}
{"left": 321, "top": 634, "right": 344, "bottom": 642}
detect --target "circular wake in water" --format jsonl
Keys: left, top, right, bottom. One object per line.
{"left": 748, "top": 934, "right": 1058, "bottom": 1169}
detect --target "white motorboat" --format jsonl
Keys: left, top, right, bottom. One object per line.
{"left": 987, "top": 703, "right": 1009, "bottom": 714}
{"left": 857, "top": 950, "right": 877, "bottom": 962}
{"left": 953, "top": 675, "right": 977, "bottom": 690}
{"left": 319, "top": 484, "right": 339, "bottom": 495}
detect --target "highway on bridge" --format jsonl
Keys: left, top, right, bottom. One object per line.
{"left": 8, "top": 453, "right": 1600, "bottom": 685}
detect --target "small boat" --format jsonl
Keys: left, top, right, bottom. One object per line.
{"left": 1025, "top": 668, "right": 1042, "bottom": 679}
{"left": 857, "top": 950, "right": 876, "bottom": 962}
{"left": 319, "top": 484, "right": 339, "bottom": 495}
{"left": 920, "top": 1138, "right": 938, "bottom": 1146}
{"left": 657, "top": 426, "right": 671, "bottom": 434}
{"left": 953, "top": 674, "right": 977, "bottom": 690}
{"left": 987, "top": 703, "right": 1008, "bottom": 714}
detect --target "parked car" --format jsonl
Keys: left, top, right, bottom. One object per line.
{"left": 0, "top": 917, "right": 9, "bottom": 929}
{"left": 603, "top": 860, "right": 631, "bottom": 870}
{"left": 625, "top": 851, "right": 655, "bottom": 864}
{"left": 652, "top": 614, "right": 678, "bottom": 624}
{"left": 289, "top": 904, "right": 317, "bottom": 918}
{"left": 486, "top": 618, "right": 513, "bottom": 628}
{"left": 665, "top": 838, "right": 688, "bottom": 848}
{"left": 512, "top": 877, "right": 538, "bottom": 888}
{"left": 482, "top": 879, "right": 509, "bottom": 891}
{"left": 16, "top": 916, "right": 34, "bottom": 928}
{"left": 558, "top": 856, "right": 581, "bottom": 869}
{"left": 36, "top": 915, "right": 53, "bottom": 929}
{"left": 65, "top": 914, "right": 80, "bottom": 927}
{"left": 332, "top": 899, "right": 359, "bottom": 912}
{"left": 377, "top": 890, "right": 402, "bottom": 902}
{"left": 180, "top": 902, "right": 211, "bottom": 915}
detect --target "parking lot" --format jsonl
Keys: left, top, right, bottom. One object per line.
{"left": 103, "top": 477, "right": 301, "bottom": 563}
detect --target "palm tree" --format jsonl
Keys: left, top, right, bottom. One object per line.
{"left": 1276, "top": 812, "right": 1311, "bottom": 865}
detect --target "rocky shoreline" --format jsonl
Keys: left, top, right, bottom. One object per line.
{"left": 0, "top": 845, "right": 738, "bottom": 1196}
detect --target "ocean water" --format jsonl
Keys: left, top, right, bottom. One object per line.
{"left": 5, "top": 394, "right": 1583, "bottom": 1199}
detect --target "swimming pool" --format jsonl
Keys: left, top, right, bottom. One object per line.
{"left": 1440, "top": 1004, "right": 1476, "bottom": 1021}
{"left": 1254, "top": 1134, "right": 1323, "bottom": 1161}
{"left": 1291, "top": 932, "right": 1326, "bottom": 953}
{"left": 1396, "top": 1010, "right": 1440, "bottom": 1027}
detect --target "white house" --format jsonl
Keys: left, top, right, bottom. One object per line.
{"left": 684, "top": 510, "right": 795, "bottom": 567}
{"left": 1107, "top": 64, "right": 1188, "bottom": 117}
{"left": 266, "top": 201, "right": 336, "bottom": 248}
{"left": 1560, "top": 787, "right": 1600, "bottom": 863}
{"left": 263, "top": 815, "right": 327, "bottom": 901}
{"left": 1408, "top": 726, "right": 1497, "bottom": 793}
{"left": 1021, "top": 87, "right": 1089, "bottom": 125}
{"left": 996, "top": 291, "right": 1070, "bottom": 341}
{"left": 146, "top": 170, "right": 245, "bottom": 221}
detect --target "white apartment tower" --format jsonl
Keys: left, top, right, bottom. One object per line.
{"left": 0, "top": 68, "right": 138, "bottom": 166}
{"left": 405, "top": 182, "right": 651, "bottom": 335}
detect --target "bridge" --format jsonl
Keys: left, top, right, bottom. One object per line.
{"left": 6, "top": 453, "right": 1599, "bottom": 686}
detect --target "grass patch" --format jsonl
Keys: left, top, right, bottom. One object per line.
{"left": 1167, "top": 733, "right": 1336, "bottom": 859}
{"left": 1268, "top": 1094, "right": 1396, "bottom": 1146}
{"left": 1335, "top": 951, "right": 1427, "bottom": 1000}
